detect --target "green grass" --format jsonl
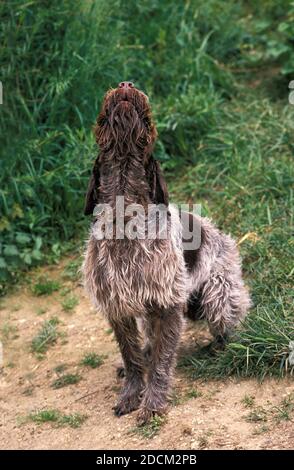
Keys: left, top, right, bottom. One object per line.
{"left": 32, "top": 278, "right": 60, "bottom": 296}
{"left": 1, "top": 322, "right": 18, "bottom": 342}
{"left": 179, "top": 303, "right": 293, "bottom": 379}
{"left": 62, "top": 258, "right": 82, "bottom": 282}
{"left": 169, "top": 391, "right": 182, "bottom": 407}
{"left": 197, "top": 431, "right": 213, "bottom": 449}
{"left": 61, "top": 295, "right": 79, "bottom": 312}
{"left": 57, "top": 413, "right": 88, "bottom": 428}
{"left": 51, "top": 373, "right": 81, "bottom": 389}
{"left": 1, "top": 0, "right": 293, "bottom": 379}
{"left": 28, "top": 409, "right": 87, "bottom": 428}
{"left": 59, "top": 287, "right": 71, "bottom": 297}
{"left": 80, "top": 352, "right": 105, "bottom": 369}
{"left": 132, "top": 415, "right": 166, "bottom": 439}
{"left": 241, "top": 395, "right": 255, "bottom": 408}
{"left": 243, "top": 393, "right": 294, "bottom": 426}
{"left": 272, "top": 393, "right": 294, "bottom": 422}
{"left": 253, "top": 425, "right": 269, "bottom": 435}
{"left": 29, "top": 409, "right": 60, "bottom": 424}
{"left": 54, "top": 364, "right": 68, "bottom": 374}
{"left": 186, "top": 388, "right": 203, "bottom": 400}
{"left": 245, "top": 407, "right": 268, "bottom": 423}
{"left": 31, "top": 317, "right": 60, "bottom": 355}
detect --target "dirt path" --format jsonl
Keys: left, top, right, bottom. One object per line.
{"left": 0, "top": 258, "right": 293, "bottom": 450}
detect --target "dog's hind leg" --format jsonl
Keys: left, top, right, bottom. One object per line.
{"left": 110, "top": 316, "right": 145, "bottom": 416}
{"left": 137, "top": 304, "right": 184, "bottom": 425}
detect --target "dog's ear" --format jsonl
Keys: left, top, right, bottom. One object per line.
{"left": 84, "top": 161, "right": 100, "bottom": 216}
{"left": 146, "top": 156, "right": 169, "bottom": 206}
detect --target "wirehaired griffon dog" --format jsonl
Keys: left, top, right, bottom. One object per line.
{"left": 82, "top": 81, "right": 251, "bottom": 424}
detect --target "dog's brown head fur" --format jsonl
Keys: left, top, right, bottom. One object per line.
{"left": 94, "top": 83, "right": 157, "bottom": 158}
{"left": 84, "top": 82, "right": 168, "bottom": 215}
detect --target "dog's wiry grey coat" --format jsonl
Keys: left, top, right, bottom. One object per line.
{"left": 184, "top": 213, "right": 251, "bottom": 335}
{"left": 83, "top": 205, "right": 188, "bottom": 320}
{"left": 82, "top": 84, "right": 251, "bottom": 423}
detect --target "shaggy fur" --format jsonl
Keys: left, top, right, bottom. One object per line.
{"left": 183, "top": 212, "right": 251, "bottom": 337}
{"left": 82, "top": 82, "right": 251, "bottom": 424}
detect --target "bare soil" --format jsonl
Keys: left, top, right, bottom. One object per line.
{"left": 0, "top": 258, "right": 293, "bottom": 450}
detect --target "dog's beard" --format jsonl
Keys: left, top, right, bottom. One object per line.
{"left": 102, "top": 102, "right": 148, "bottom": 154}
{"left": 95, "top": 87, "right": 156, "bottom": 156}
{"left": 111, "top": 101, "right": 139, "bottom": 127}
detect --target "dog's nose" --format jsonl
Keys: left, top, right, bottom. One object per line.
{"left": 118, "top": 81, "right": 134, "bottom": 89}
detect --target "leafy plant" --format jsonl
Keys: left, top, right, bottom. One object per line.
{"left": 51, "top": 373, "right": 81, "bottom": 389}
{"left": 61, "top": 295, "right": 79, "bottom": 312}
{"left": 62, "top": 258, "right": 82, "bottom": 282}
{"left": 186, "top": 388, "right": 203, "bottom": 400}
{"left": 245, "top": 407, "right": 268, "bottom": 423}
{"left": 241, "top": 395, "right": 255, "bottom": 408}
{"left": 80, "top": 353, "right": 105, "bottom": 369}
{"left": 132, "top": 415, "right": 166, "bottom": 439}
{"left": 32, "top": 278, "right": 60, "bottom": 296}
{"left": 31, "top": 317, "right": 60, "bottom": 354}
{"left": 1, "top": 322, "right": 18, "bottom": 342}
{"left": 54, "top": 364, "right": 68, "bottom": 374}
{"left": 28, "top": 409, "right": 87, "bottom": 428}
{"left": 272, "top": 393, "right": 294, "bottom": 422}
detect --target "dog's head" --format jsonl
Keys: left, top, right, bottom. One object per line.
{"left": 94, "top": 82, "right": 157, "bottom": 156}
{"left": 84, "top": 83, "right": 168, "bottom": 215}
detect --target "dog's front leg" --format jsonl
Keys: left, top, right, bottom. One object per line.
{"left": 137, "top": 304, "right": 184, "bottom": 425}
{"left": 110, "top": 316, "right": 145, "bottom": 416}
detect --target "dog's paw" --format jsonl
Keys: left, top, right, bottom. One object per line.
{"left": 113, "top": 394, "right": 141, "bottom": 417}
{"left": 136, "top": 405, "right": 167, "bottom": 426}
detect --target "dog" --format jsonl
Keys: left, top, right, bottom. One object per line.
{"left": 82, "top": 81, "right": 251, "bottom": 424}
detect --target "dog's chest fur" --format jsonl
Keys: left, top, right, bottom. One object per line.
{"left": 82, "top": 206, "right": 188, "bottom": 319}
